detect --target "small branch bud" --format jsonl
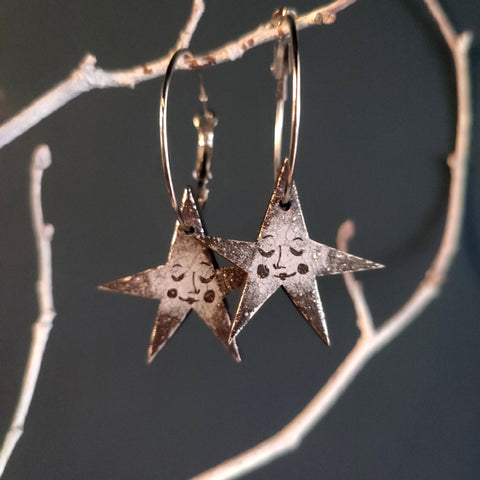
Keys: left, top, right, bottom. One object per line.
{"left": 32, "top": 145, "right": 51, "bottom": 170}
{"left": 43, "top": 224, "right": 55, "bottom": 239}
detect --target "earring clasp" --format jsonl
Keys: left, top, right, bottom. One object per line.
{"left": 193, "top": 74, "right": 218, "bottom": 207}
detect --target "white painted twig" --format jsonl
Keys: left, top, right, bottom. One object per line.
{"left": 0, "top": 146, "right": 56, "bottom": 477}
{"left": 173, "top": 0, "right": 206, "bottom": 53}
{"left": 190, "top": 1, "right": 473, "bottom": 479}
{"left": 0, "top": 1, "right": 471, "bottom": 479}
{"left": 0, "top": 0, "right": 357, "bottom": 149}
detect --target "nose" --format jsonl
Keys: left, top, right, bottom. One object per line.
{"left": 273, "top": 245, "right": 285, "bottom": 270}
{"left": 189, "top": 272, "right": 200, "bottom": 294}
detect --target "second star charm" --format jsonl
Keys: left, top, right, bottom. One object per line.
{"left": 196, "top": 159, "right": 384, "bottom": 345}
{"left": 193, "top": 11, "right": 383, "bottom": 345}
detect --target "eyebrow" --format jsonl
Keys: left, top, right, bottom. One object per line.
{"left": 293, "top": 237, "right": 303, "bottom": 241}
{"left": 200, "top": 261, "right": 212, "bottom": 266}
{"left": 262, "top": 235, "right": 273, "bottom": 239}
{"left": 173, "top": 263, "right": 183, "bottom": 268}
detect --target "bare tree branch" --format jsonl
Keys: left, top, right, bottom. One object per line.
{"left": 0, "top": 1, "right": 471, "bottom": 479}
{"left": 0, "top": 146, "right": 56, "bottom": 477}
{"left": 190, "top": 1, "right": 473, "bottom": 478}
{"left": 0, "top": 0, "right": 357, "bottom": 149}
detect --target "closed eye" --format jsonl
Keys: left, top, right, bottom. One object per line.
{"left": 199, "top": 273, "right": 215, "bottom": 283}
{"left": 289, "top": 247, "right": 304, "bottom": 256}
{"left": 258, "top": 248, "right": 275, "bottom": 258}
{"left": 171, "top": 273, "right": 185, "bottom": 282}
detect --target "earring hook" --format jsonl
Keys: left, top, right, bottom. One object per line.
{"left": 271, "top": 8, "right": 301, "bottom": 204}
{"left": 159, "top": 49, "right": 190, "bottom": 231}
{"left": 160, "top": 49, "right": 217, "bottom": 231}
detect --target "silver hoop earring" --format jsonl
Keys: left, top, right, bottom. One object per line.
{"left": 100, "top": 49, "right": 245, "bottom": 363}
{"left": 195, "top": 9, "right": 384, "bottom": 346}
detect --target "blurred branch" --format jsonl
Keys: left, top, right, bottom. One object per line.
{"left": 191, "top": 1, "right": 473, "bottom": 479}
{"left": 0, "top": 0, "right": 357, "bottom": 149}
{"left": 0, "top": 146, "right": 56, "bottom": 477}
{"left": 337, "top": 220, "right": 375, "bottom": 339}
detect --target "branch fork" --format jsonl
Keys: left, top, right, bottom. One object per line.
{"left": 0, "top": 0, "right": 357, "bottom": 149}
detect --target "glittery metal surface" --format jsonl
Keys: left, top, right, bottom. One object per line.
{"left": 196, "top": 158, "right": 384, "bottom": 345}
{"left": 100, "top": 187, "right": 245, "bottom": 362}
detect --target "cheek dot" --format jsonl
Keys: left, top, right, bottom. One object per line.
{"left": 297, "top": 263, "right": 309, "bottom": 275}
{"left": 204, "top": 290, "right": 215, "bottom": 303}
{"left": 167, "top": 288, "right": 177, "bottom": 298}
{"left": 257, "top": 264, "right": 270, "bottom": 278}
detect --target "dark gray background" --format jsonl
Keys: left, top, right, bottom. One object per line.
{"left": 0, "top": 1, "right": 479, "bottom": 479}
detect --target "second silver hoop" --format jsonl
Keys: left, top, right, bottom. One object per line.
{"left": 271, "top": 8, "right": 301, "bottom": 204}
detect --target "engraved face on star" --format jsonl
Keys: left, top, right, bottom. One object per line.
{"left": 255, "top": 231, "right": 312, "bottom": 283}
{"left": 165, "top": 259, "right": 218, "bottom": 305}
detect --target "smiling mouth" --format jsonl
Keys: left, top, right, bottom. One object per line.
{"left": 179, "top": 297, "right": 199, "bottom": 304}
{"left": 274, "top": 272, "right": 296, "bottom": 281}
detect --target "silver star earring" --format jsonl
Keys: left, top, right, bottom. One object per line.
{"left": 100, "top": 49, "right": 245, "bottom": 363}
{"left": 195, "top": 9, "right": 384, "bottom": 346}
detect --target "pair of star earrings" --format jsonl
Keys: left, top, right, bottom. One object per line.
{"left": 100, "top": 9, "right": 383, "bottom": 363}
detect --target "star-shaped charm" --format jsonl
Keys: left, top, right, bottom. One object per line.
{"left": 100, "top": 187, "right": 245, "bottom": 362}
{"left": 195, "top": 159, "right": 383, "bottom": 345}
